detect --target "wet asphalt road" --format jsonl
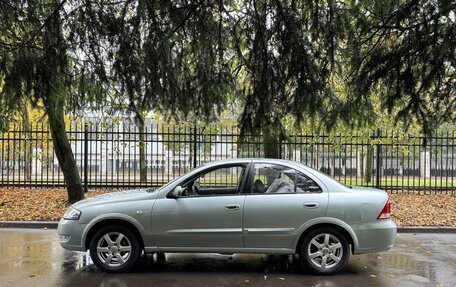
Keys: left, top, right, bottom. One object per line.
{"left": 0, "top": 229, "right": 455, "bottom": 287}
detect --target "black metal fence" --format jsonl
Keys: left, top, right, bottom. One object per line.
{"left": 1, "top": 121, "right": 455, "bottom": 194}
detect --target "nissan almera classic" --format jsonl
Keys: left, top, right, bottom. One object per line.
{"left": 58, "top": 158, "right": 396, "bottom": 275}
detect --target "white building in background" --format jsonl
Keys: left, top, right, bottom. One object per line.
{"left": 56, "top": 115, "right": 237, "bottom": 178}
{"left": 36, "top": 114, "right": 455, "bottom": 181}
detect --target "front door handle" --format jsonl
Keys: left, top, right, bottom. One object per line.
{"left": 225, "top": 204, "right": 240, "bottom": 210}
{"left": 303, "top": 202, "right": 320, "bottom": 209}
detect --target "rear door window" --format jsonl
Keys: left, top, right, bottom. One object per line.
{"left": 252, "top": 163, "right": 322, "bottom": 193}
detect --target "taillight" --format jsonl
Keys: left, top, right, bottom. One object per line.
{"left": 377, "top": 198, "right": 391, "bottom": 220}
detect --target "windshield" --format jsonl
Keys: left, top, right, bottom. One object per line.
{"left": 146, "top": 170, "right": 191, "bottom": 193}
{"left": 146, "top": 180, "right": 174, "bottom": 193}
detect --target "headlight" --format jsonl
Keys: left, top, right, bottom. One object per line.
{"left": 63, "top": 206, "right": 81, "bottom": 220}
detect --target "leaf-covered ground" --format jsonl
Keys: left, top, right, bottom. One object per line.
{"left": 0, "top": 188, "right": 455, "bottom": 226}
{"left": 389, "top": 192, "right": 456, "bottom": 226}
{"left": 0, "top": 188, "right": 111, "bottom": 222}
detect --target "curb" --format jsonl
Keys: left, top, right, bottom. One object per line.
{"left": 397, "top": 227, "right": 456, "bottom": 233}
{"left": 0, "top": 221, "right": 58, "bottom": 229}
{"left": 0, "top": 221, "right": 455, "bottom": 233}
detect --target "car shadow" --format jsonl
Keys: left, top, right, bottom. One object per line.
{"left": 74, "top": 250, "right": 372, "bottom": 275}
{"left": 60, "top": 251, "right": 389, "bottom": 287}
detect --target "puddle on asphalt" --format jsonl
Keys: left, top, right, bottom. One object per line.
{"left": 62, "top": 250, "right": 102, "bottom": 273}
{"left": 68, "top": 248, "right": 447, "bottom": 282}
{"left": 74, "top": 251, "right": 94, "bottom": 270}
{"left": 0, "top": 230, "right": 455, "bottom": 287}
{"left": 65, "top": 251, "right": 444, "bottom": 287}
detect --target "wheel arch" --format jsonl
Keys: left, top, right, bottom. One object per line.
{"left": 83, "top": 214, "right": 145, "bottom": 250}
{"left": 294, "top": 218, "right": 359, "bottom": 254}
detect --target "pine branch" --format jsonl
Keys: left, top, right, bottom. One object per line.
{"left": 161, "top": 0, "right": 205, "bottom": 45}
{"left": 0, "top": 0, "right": 67, "bottom": 51}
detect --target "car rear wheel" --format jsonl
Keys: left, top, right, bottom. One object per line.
{"left": 299, "top": 227, "right": 349, "bottom": 275}
{"left": 89, "top": 225, "right": 141, "bottom": 272}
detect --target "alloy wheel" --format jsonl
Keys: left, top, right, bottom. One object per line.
{"left": 307, "top": 233, "right": 343, "bottom": 269}
{"left": 96, "top": 232, "right": 132, "bottom": 267}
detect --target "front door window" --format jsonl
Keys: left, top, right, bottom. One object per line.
{"left": 181, "top": 165, "right": 246, "bottom": 196}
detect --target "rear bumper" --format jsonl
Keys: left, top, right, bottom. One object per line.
{"left": 352, "top": 220, "right": 397, "bottom": 254}
{"left": 57, "top": 218, "right": 87, "bottom": 252}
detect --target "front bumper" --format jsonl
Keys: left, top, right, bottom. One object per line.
{"left": 353, "top": 219, "right": 397, "bottom": 254}
{"left": 57, "top": 218, "right": 88, "bottom": 252}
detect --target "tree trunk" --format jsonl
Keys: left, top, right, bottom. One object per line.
{"left": 357, "top": 148, "right": 364, "bottom": 178}
{"left": 262, "top": 125, "right": 281, "bottom": 159}
{"left": 41, "top": 7, "right": 84, "bottom": 204}
{"left": 21, "top": 110, "right": 32, "bottom": 181}
{"left": 134, "top": 114, "right": 147, "bottom": 183}
{"left": 364, "top": 145, "right": 374, "bottom": 184}
{"left": 46, "top": 107, "right": 84, "bottom": 203}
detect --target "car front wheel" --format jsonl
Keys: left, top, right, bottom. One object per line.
{"left": 89, "top": 225, "right": 141, "bottom": 272}
{"left": 299, "top": 227, "right": 350, "bottom": 275}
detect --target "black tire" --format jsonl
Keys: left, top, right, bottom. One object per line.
{"left": 299, "top": 227, "right": 350, "bottom": 275}
{"left": 89, "top": 224, "right": 141, "bottom": 272}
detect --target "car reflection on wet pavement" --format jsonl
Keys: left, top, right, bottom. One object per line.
{"left": 0, "top": 229, "right": 454, "bottom": 287}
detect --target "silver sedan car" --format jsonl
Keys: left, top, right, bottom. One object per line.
{"left": 58, "top": 158, "right": 397, "bottom": 275}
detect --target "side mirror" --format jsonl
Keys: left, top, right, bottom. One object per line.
{"left": 169, "top": 186, "right": 183, "bottom": 198}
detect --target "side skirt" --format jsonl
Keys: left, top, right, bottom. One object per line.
{"left": 144, "top": 246, "right": 295, "bottom": 255}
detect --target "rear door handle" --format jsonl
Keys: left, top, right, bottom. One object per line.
{"left": 225, "top": 204, "right": 241, "bottom": 210}
{"left": 303, "top": 202, "right": 320, "bottom": 209}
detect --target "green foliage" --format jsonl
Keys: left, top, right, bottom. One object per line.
{"left": 73, "top": 0, "right": 235, "bottom": 122}
{"left": 0, "top": 0, "right": 95, "bottom": 202}
{"left": 1, "top": 0, "right": 455, "bottom": 153}
{"left": 342, "top": 0, "right": 456, "bottom": 138}
{"left": 231, "top": 0, "right": 340, "bottom": 139}
{"left": 0, "top": 0, "right": 106, "bottom": 125}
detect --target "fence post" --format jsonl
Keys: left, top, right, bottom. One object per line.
{"left": 193, "top": 125, "right": 197, "bottom": 168}
{"left": 375, "top": 129, "right": 382, "bottom": 188}
{"left": 84, "top": 124, "right": 89, "bottom": 193}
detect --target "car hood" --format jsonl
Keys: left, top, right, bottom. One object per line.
{"left": 73, "top": 188, "right": 158, "bottom": 209}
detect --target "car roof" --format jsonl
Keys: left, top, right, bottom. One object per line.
{"left": 202, "top": 158, "right": 301, "bottom": 166}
